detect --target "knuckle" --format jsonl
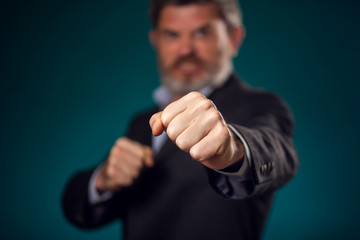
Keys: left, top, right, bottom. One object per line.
{"left": 116, "top": 138, "right": 123, "bottom": 145}
{"left": 150, "top": 113, "right": 159, "bottom": 125}
{"left": 188, "top": 91, "right": 204, "bottom": 99}
{"left": 160, "top": 112, "right": 170, "bottom": 127}
{"left": 190, "top": 146, "right": 203, "bottom": 161}
{"left": 110, "top": 147, "right": 122, "bottom": 160}
{"left": 132, "top": 167, "right": 141, "bottom": 178}
{"left": 196, "top": 99, "right": 214, "bottom": 112}
{"left": 175, "top": 136, "right": 190, "bottom": 152}
{"left": 105, "top": 166, "right": 115, "bottom": 178}
{"left": 219, "top": 126, "right": 230, "bottom": 139}
{"left": 133, "top": 158, "right": 142, "bottom": 169}
{"left": 109, "top": 147, "right": 117, "bottom": 156}
{"left": 115, "top": 137, "right": 127, "bottom": 147}
{"left": 208, "top": 110, "right": 221, "bottom": 123}
{"left": 166, "top": 125, "right": 177, "bottom": 140}
{"left": 217, "top": 127, "right": 230, "bottom": 146}
{"left": 111, "top": 144, "right": 121, "bottom": 152}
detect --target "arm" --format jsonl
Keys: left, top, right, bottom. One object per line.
{"left": 62, "top": 132, "right": 154, "bottom": 229}
{"left": 150, "top": 91, "right": 245, "bottom": 170}
{"left": 62, "top": 167, "right": 126, "bottom": 229}
{"left": 208, "top": 91, "right": 299, "bottom": 198}
{"left": 149, "top": 91, "right": 299, "bottom": 199}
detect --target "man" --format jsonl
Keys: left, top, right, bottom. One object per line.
{"left": 62, "top": 0, "right": 299, "bottom": 239}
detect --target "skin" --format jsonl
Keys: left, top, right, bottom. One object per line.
{"left": 150, "top": 91, "right": 244, "bottom": 170}
{"left": 149, "top": 3, "right": 244, "bottom": 97}
{"left": 96, "top": 3, "right": 245, "bottom": 193}
{"left": 96, "top": 137, "right": 153, "bottom": 193}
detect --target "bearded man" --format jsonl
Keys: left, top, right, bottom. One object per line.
{"left": 62, "top": 0, "right": 299, "bottom": 239}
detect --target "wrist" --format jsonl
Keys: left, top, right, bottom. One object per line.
{"left": 228, "top": 126, "right": 245, "bottom": 167}
{"left": 95, "top": 169, "right": 107, "bottom": 194}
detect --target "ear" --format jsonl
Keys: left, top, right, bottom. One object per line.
{"left": 149, "top": 29, "right": 158, "bottom": 49}
{"left": 229, "top": 26, "right": 246, "bottom": 57}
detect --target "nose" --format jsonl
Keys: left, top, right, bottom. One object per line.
{"left": 178, "top": 36, "right": 194, "bottom": 56}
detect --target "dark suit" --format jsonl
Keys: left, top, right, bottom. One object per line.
{"left": 62, "top": 74, "right": 299, "bottom": 240}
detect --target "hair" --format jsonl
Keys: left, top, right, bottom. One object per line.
{"left": 149, "top": 0, "right": 243, "bottom": 30}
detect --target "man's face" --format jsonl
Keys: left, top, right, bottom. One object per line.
{"left": 150, "top": 3, "right": 242, "bottom": 95}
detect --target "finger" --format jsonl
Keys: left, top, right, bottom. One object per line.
{"left": 114, "top": 137, "right": 154, "bottom": 168}
{"left": 143, "top": 146, "right": 154, "bottom": 168}
{"left": 150, "top": 112, "right": 165, "bottom": 136}
{"left": 189, "top": 124, "right": 230, "bottom": 162}
{"left": 107, "top": 173, "right": 133, "bottom": 188}
{"left": 160, "top": 92, "right": 205, "bottom": 127}
{"left": 115, "top": 164, "right": 140, "bottom": 182}
{"left": 101, "top": 156, "right": 138, "bottom": 191}
{"left": 110, "top": 148, "right": 143, "bottom": 176}
{"left": 115, "top": 138, "right": 148, "bottom": 159}
{"left": 118, "top": 140, "right": 154, "bottom": 168}
{"left": 174, "top": 112, "right": 213, "bottom": 152}
{"left": 165, "top": 110, "right": 192, "bottom": 141}
{"left": 105, "top": 158, "right": 139, "bottom": 188}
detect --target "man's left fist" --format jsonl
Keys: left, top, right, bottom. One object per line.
{"left": 149, "top": 91, "right": 244, "bottom": 170}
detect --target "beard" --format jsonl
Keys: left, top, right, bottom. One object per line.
{"left": 159, "top": 53, "right": 232, "bottom": 96}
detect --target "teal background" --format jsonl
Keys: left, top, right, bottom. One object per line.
{"left": 1, "top": 0, "right": 359, "bottom": 239}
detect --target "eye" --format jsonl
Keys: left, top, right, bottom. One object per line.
{"left": 194, "top": 27, "right": 209, "bottom": 38}
{"left": 162, "top": 30, "right": 179, "bottom": 39}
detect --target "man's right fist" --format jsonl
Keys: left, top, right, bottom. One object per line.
{"left": 95, "top": 137, "right": 153, "bottom": 193}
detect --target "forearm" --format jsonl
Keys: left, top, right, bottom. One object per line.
{"left": 62, "top": 168, "right": 124, "bottom": 229}
{"left": 207, "top": 124, "right": 299, "bottom": 199}
{"left": 233, "top": 124, "right": 298, "bottom": 193}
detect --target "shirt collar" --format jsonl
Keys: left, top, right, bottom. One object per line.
{"left": 153, "top": 85, "right": 215, "bottom": 110}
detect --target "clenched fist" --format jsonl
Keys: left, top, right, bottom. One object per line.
{"left": 150, "top": 91, "right": 244, "bottom": 170}
{"left": 95, "top": 137, "right": 153, "bottom": 193}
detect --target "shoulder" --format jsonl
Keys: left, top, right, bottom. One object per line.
{"left": 214, "top": 74, "right": 290, "bottom": 112}
{"left": 215, "top": 74, "right": 295, "bottom": 135}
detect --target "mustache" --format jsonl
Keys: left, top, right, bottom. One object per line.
{"left": 171, "top": 54, "right": 204, "bottom": 69}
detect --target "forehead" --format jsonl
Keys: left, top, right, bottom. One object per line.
{"left": 157, "top": 3, "right": 222, "bottom": 30}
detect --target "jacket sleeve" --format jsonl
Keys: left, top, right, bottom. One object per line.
{"left": 61, "top": 110, "right": 154, "bottom": 229}
{"left": 207, "top": 92, "right": 299, "bottom": 199}
{"left": 61, "top": 166, "right": 129, "bottom": 229}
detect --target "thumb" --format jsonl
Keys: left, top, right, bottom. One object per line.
{"left": 143, "top": 146, "right": 154, "bottom": 168}
{"left": 149, "top": 111, "right": 165, "bottom": 136}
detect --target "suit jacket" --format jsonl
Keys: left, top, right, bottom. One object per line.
{"left": 62, "top": 74, "right": 299, "bottom": 240}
